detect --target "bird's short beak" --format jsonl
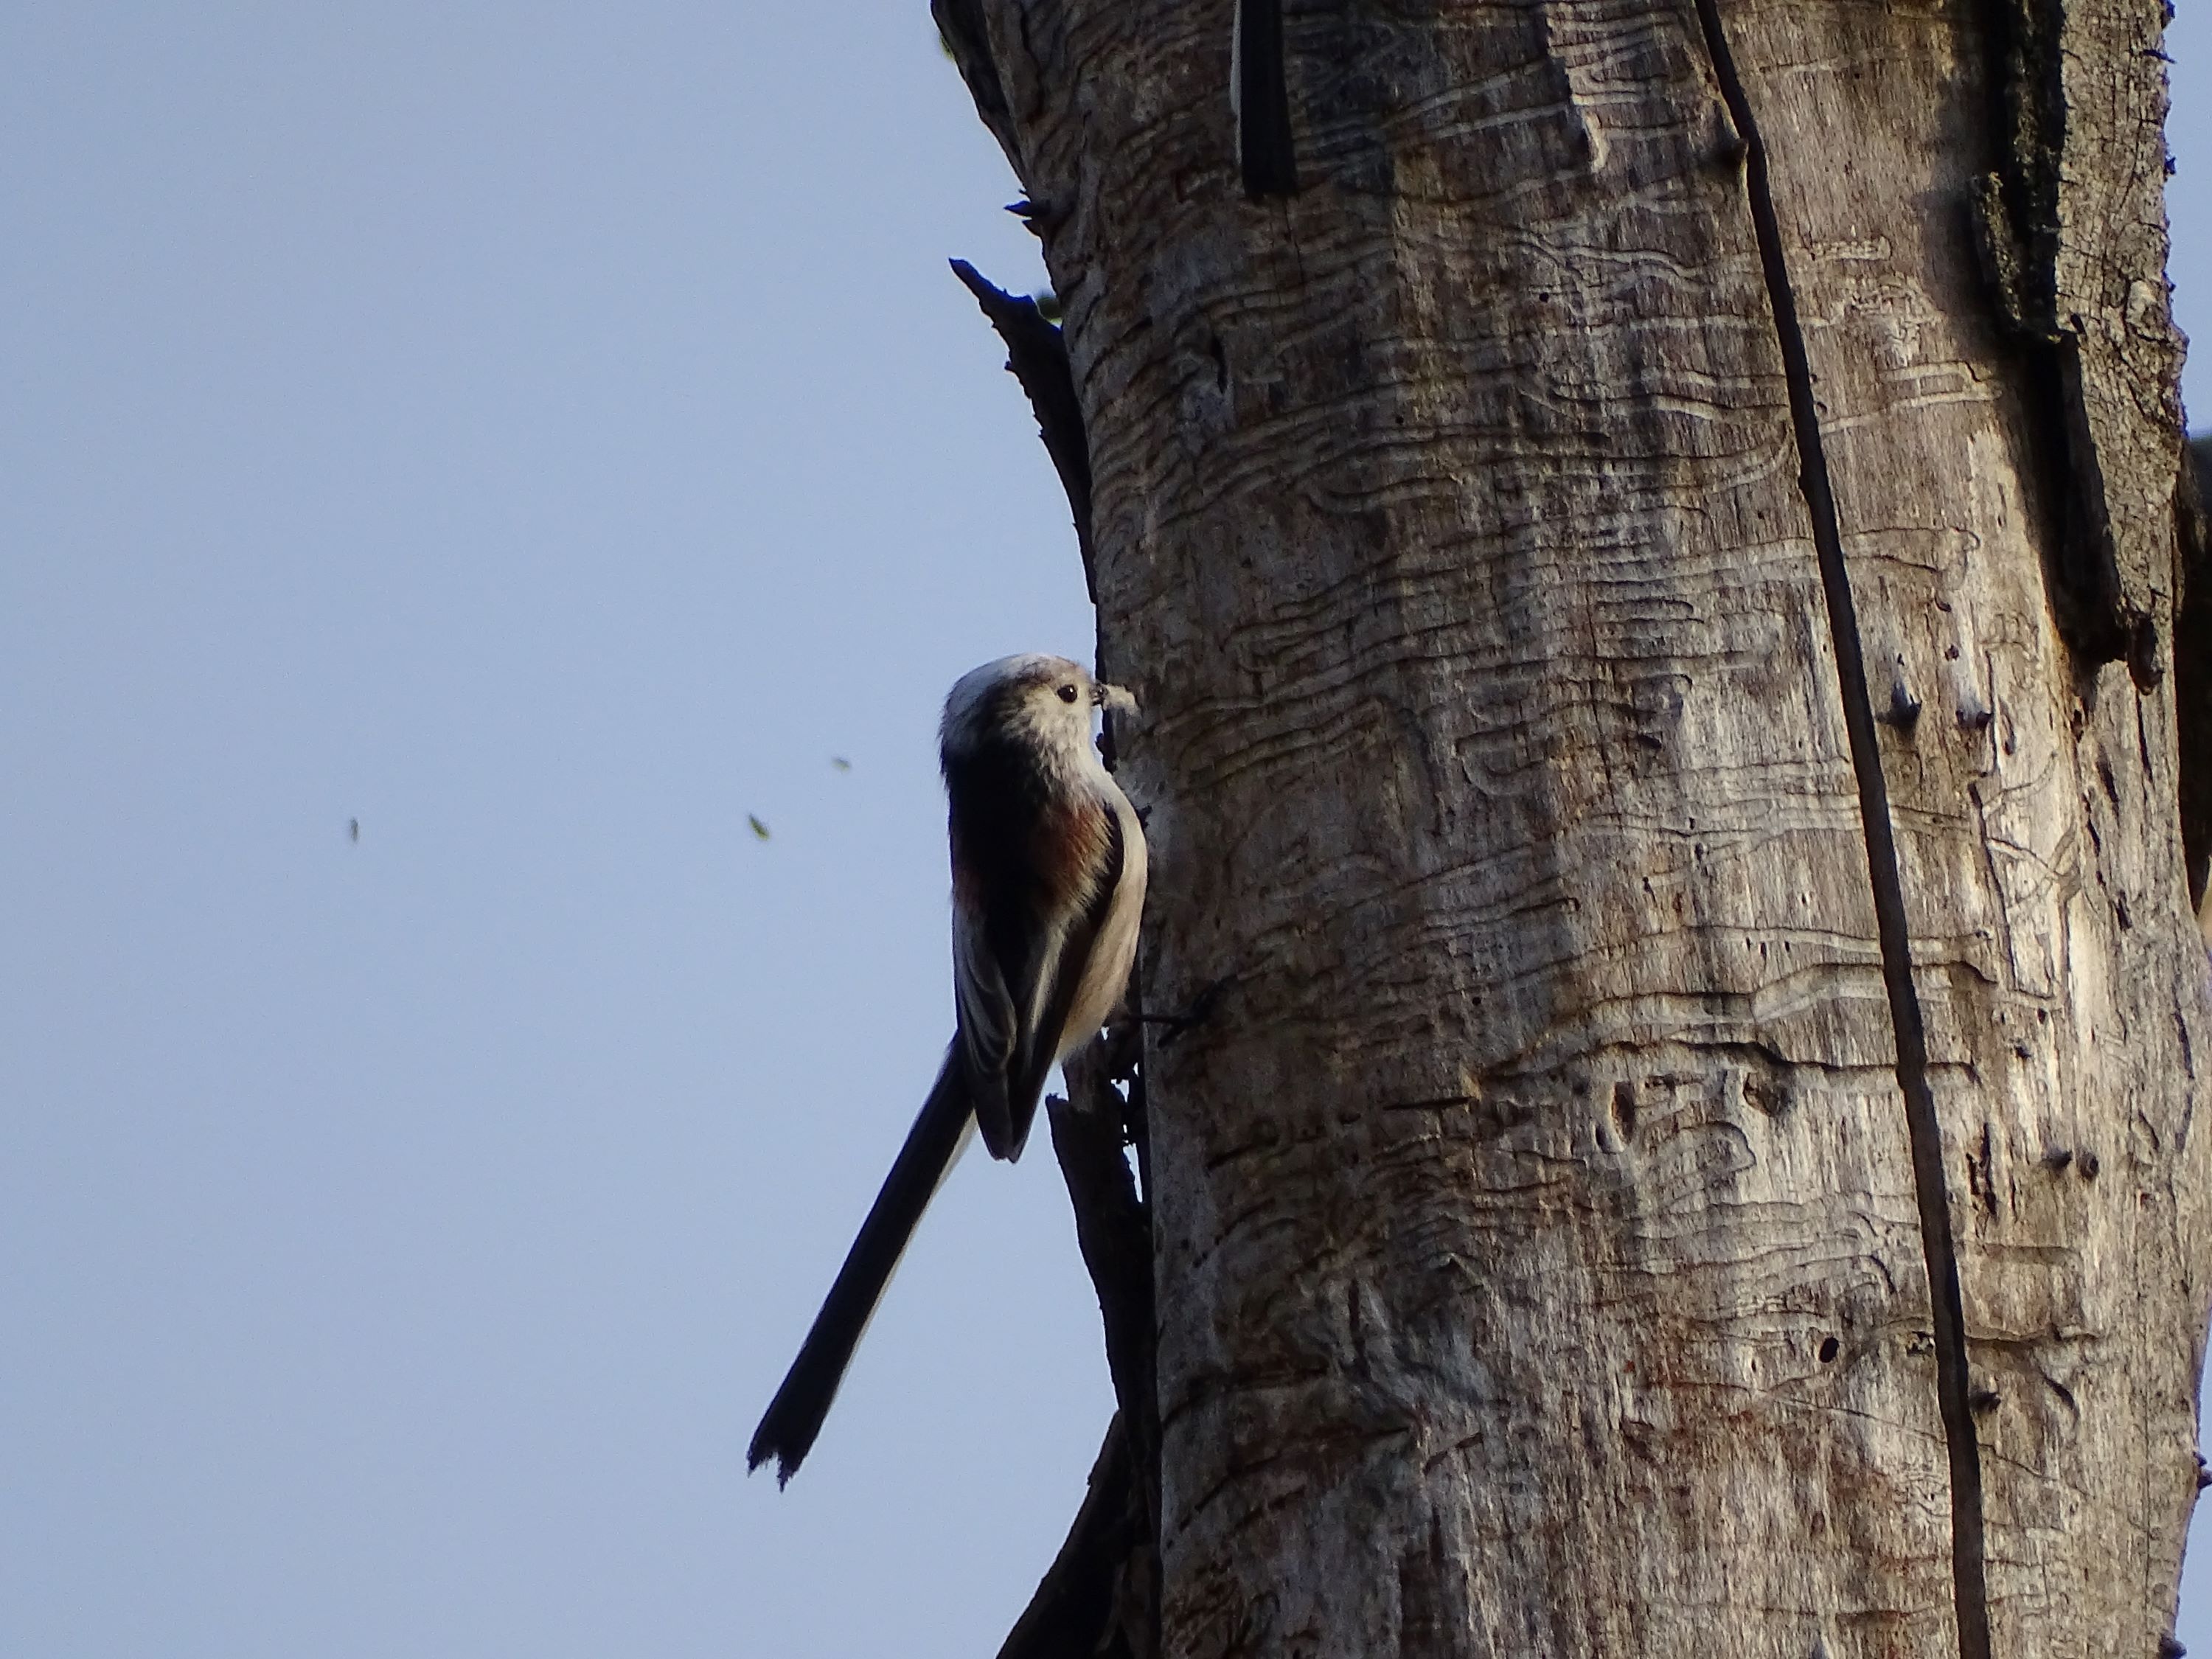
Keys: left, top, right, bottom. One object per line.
{"left": 1094, "top": 681, "right": 1138, "bottom": 714}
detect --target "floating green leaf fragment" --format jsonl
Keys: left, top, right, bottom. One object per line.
{"left": 748, "top": 814, "right": 771, "bottom": 841}
{"left": 831, "top": 757, "right": 852, "bottom": 771}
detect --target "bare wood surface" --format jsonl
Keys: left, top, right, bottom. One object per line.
{"left": 1736, "top": 10, "right": 2206, "bottom": 1653}
{"left": 939, "top": 3, "right": 2210, "bottom": 1653}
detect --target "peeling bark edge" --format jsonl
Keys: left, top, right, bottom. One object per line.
{"left": 1687, "top": 6, "right": 1994, "bottom": 1658}
{"left": 1053, "top": 1046, "right": 1161, "bottom": 1488}
{"left": 992, "top": 886, "right": 1162, "bottom": 1659}
{"left": 990, "top": 937, "right": 1162, "bottom": 1659}
{"left": 995, "top": 1415, "right": 1150, "bottom": 1659}
{"left": 949, "top": 258, "right": 1099, "bottom": 600}
{"left": 1032, "top": 1051, "right": 1164, "bottom": 1658}
{"left": 1969, "top": 0, "right": 2138, "bottom": 670}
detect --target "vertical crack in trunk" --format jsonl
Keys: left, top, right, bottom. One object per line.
{"left": 1685, "top": 4, "right": 1992, "bottom": 1656}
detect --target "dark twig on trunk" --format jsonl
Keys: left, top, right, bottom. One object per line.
{"left": 1234, "top": 0, "right": 1299, "bottom": 198}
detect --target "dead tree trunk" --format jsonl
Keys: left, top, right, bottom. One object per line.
{"left": 939, "top": 2, "right": 2212, "bottom": 1654}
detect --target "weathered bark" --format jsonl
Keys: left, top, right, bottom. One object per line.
{"left": 940, "top": 2, "right": 2211, "bottom": 1655}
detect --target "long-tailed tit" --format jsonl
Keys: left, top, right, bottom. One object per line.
{"left": 748, "top": 653, "right": 1148, "bottom": 1484}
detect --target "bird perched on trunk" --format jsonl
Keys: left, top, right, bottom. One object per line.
{"left": 748, "top": 653, "right": 1148, "bottom": 1484}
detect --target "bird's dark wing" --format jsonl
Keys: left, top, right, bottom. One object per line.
{"left": 999, "top": 807, "right": 1126, "bottom": 1160}
{"left": 747, "top": 1047, "right": 973, "bottom": 1486}
{"left": 952, "top": 900, "right": 1018, "bottom": 1156}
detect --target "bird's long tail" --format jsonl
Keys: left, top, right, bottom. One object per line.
{"left": 747, "top": 1047, "right": 971, "bottom": 1485}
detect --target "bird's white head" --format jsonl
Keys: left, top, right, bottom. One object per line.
{"left": 940, "top": 654, "right": 1135, "bottom": 772}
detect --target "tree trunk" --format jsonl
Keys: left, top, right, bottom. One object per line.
{"left": 939, "top": 2, "right": 2211, "bottom": 1655}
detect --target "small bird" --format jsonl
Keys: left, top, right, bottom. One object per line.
{"left": 748, "top": 653, "right": 1148, "bottom": 1484}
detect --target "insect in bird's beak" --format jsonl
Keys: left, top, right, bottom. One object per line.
{"left": 1094, "top": 681, "right": 1138, "bottom": 714}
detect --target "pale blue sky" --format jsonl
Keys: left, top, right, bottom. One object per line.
{"left": 1, "top": 10, "right": 2207, "bottom": 1657}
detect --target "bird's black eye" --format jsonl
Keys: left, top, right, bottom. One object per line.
{"left": 1058, "top": 684, "right": 1079, "bottom": 703}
